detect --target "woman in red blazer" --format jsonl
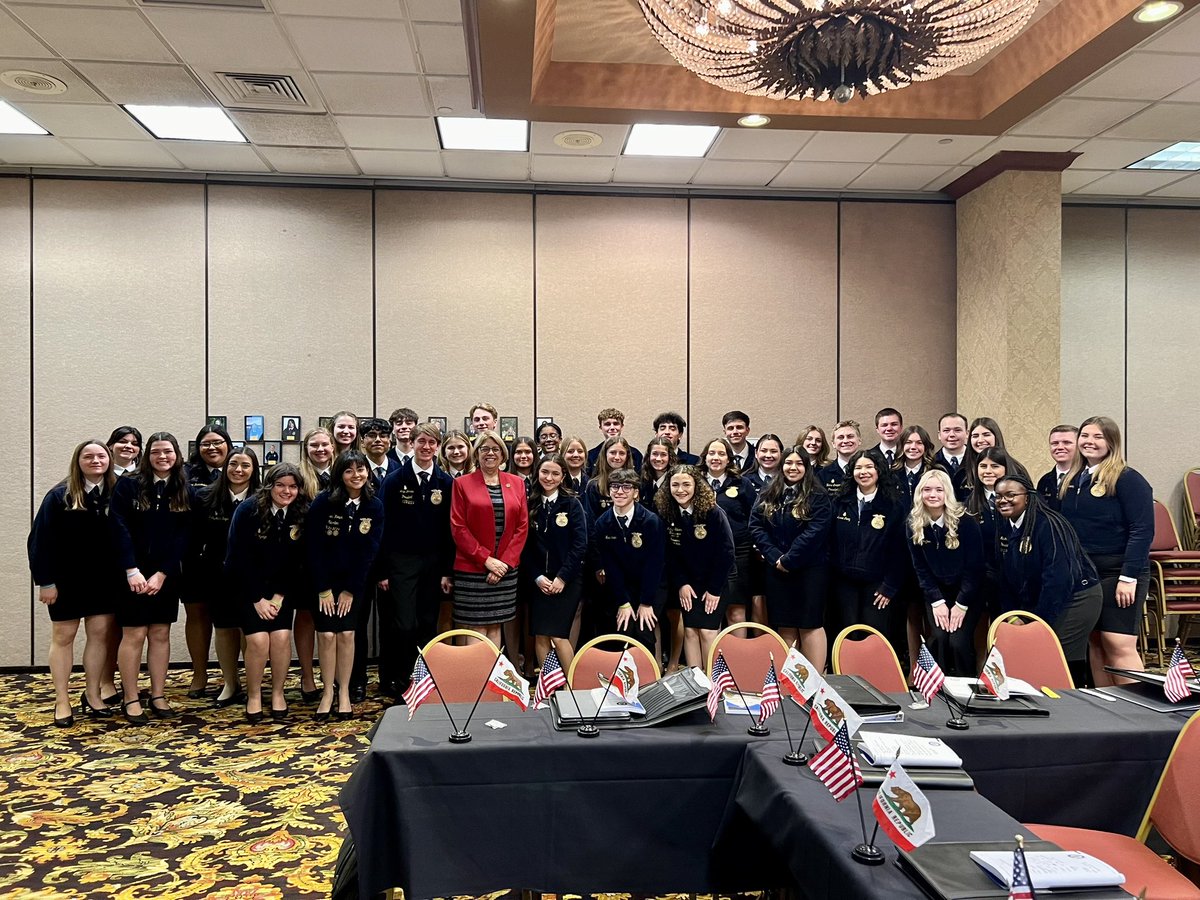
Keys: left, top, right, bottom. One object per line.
{"left": 450, "top": 430, "right": 530, "bottom": 648}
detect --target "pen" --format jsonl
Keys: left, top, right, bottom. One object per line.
{"left": 1040, "top": 686, "right": 1060, "bottom": 699}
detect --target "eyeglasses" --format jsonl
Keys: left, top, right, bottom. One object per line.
{"left": 995, "top": 491, "right": 1027, "bottom": 502}
{"left": 479, "top": 447, "right": 501, "bottom": 456}
{"left": 199, "top": 441, "right": 226, "bottom": 449}
{"left": 609, "top": 484, "right": 636, "bottom": 494}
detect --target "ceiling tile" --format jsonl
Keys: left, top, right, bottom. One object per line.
{"left": 425, "top": 75, "right": 471, "bottom": 115}
{"left": 1060, "top": 169, "right": 1106, "bottom": 193}
{"left": 351, "top": 148, "right": 443, "bottom": 176}
{"left": 531, "top": 154, "right": 615, "bottom": 183}
{"left": 441, "top": 150, "right": 530, "bottom": 180}
{"left": 0, "top": 8, "right": 53, "bottom": 58}
{"left": 1168, "top": 80, "right": 1200, "bottom": 103}
{"left": 926, "top": 166, "right": 971, "bottom": 191}
{"left": 690, "top": 159, "right": 784, "bottom": 187}
{"left": 529, "top": 122, "right": 628, "bottom": 156}
{"left": 272, "top": 0, "right": 405, "bottom": 17}
{"left": 10, "top": 102, "right": 146, "bottom": 139}
{"left": 283, "top": 17, "right": 417, "bottom": 74}
{"left": 1102, "top": 102, "right": 1200, "bottom": 140}
{"left": 257, "top": 146, "right": 360, "bottom": 175}
{"left": 164, "top": 140, "right": 270, "bottom": 172}
{"left": 768, "top": 160, "right": 870, "bottom": 189}
{"left": 1010, "top": 98, "right": 1148, "bottom": 137}
{"left": 11, "top": 0, "right": 133, "bottom": 5}
{"left": 1072, "top": 169, "right": 1191, "bottom": 195}
{"left": 1071, "top": 137, "right": 1174, "bottom": 169}
{"left": 0, "top": 135, "right": 91, "bottom": 166}
{"left": 335, "top": 115, "right": 438, "bottom": 150}
{"left": 143, "top": 8, "right": 301, "bottom": 72}
{"left": 962, "top": 135, "right": 1083, "bottom": 166}
{"left": 848, "top": 163, "right": 954, "bottom": 191}
{"left": 195, "top": 68, "right": 325, "bottom": 113}
{"left": 879, "top": 134, "right": 995, "bottom": 165}
{"left": 230, "top": 111, "right": 345, "bottom": 147}
{"left": 72, "top": 62, "right": 209, "bottom": 105}
{"left": 405, "top": 0, "right": 462, "bottom": 22}
{"left": 1072, "top": 52, "right": 1200, "bottom": 102}
{"left": 312, "top": 72, "right": 427, "bottom": 116}
{"left": 792, "top": 130, "right": 904, "bottom": 163}
{"left": 412, "top": 22, "right": 468, "bottom": 76}
{"left": 0, "top": 59, "right": 105, "bottom": 104}
{"left": 1148, "top": 173, "right": 1200, "bottom": 197}
{"left": 611, "top": 155, "right": 701, "bottom": 184}
{"left": 708, "top": 128, "right": 811, "bottom": 161}
{"left": 1135, "top": 7, "right": 1200, "bottom": 54}
{"left": 62, "top": 137, "right": 182, "bottom": 168}
{"left": 8, "top": 5, "right": 176, "bottom": 63}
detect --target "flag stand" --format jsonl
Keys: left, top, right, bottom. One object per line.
{"left": 851, "top": 787, "right": 885, "bottom": 866}
{"left": 579, "top": 641, "right": 630, "bottom": 738}
{"left": 942, "top": 690, "right": 969, "bottom": 730}
{"left": 411, "top": 647, "right": 469, "bottom": 743}
{"left": 454, "top": 645, "right": 507, "bottom": 743}
{"left": 727, "top": 667, "right": 769, "bottom": 736}
{"left": 782, "top": 697, "right": 810, "bottom": 765}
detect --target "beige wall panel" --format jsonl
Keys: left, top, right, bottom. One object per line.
{"left": 1127, "top": 208, "right": 1200, "bottom": 510}
{"left": 1061, "top": 206, "right": 1126, "bottom": 438}
{"left": 839, "top": 202, "right": 957, "bottom": 440}
{"left": 689, "top": 199, "right": 838, "bottom": 451}
{"left": 376, "top": 191, "right": 534, "bottom": 437}
{"left": 0, "top": 179, "right": 31, "bottom": 666}
{"left": 33, "top": 180, "right": 205, "bottom": 663}
{"left": 208, "top": 186, "right": 374, "bottom": 439}
{"left": 536, "top": 195, "right": 687, "bottom": 453}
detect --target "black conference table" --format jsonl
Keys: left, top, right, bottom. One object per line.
{"left": 337, "top": 691, "right": 1190, "bottom": 899}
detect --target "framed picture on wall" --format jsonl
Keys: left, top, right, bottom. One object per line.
{"left": 319, "top": 416, "right": 333, "bottom": 432}
{"left": 231, "top": 441, "right": 245, "bottom": 452}
{"left": 207, "top": 415, "right": 227, "bottom": 430}
{"left": 281, "top": 416, "right": 301, "bottom": 442}
{"left": 264, "top": 442, "right": 281, "bottom": 466}
{"left": 463, "top": 417, "right": 474, "bottom": 436}
{"left": 536, "top": 417, "right": 554, "bottom": 429}
{"left": 188, "top": 440, "right": 196, "bottom": 458}
{"left": 499, "top": 417, "right": 518, "bottom": 442}
{"left": 429, "top": 416, "right": 447, "bottom": 434}
{"left": 244, "top": 415, "right": 264, "bottom": 442}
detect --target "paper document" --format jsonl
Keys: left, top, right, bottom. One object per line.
{"left": 970, "top": 850, "right": 1125, "bottom": 890}
{"left": 590, "top": 687, "right": 645, "bottom": 715}
{"left": 857, "top": 731, "right": 962, "bottom": 768}
{"left": 944, "top": 675, "right": 1040, "bottom": 703}
{"left": 723, "top": 692, "right": 761, "bottom": 716}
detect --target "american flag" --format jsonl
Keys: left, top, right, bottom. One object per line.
{"left": 912, "top": 641, "right": 945, "bottom": 703}
{"left": 1164, "top": 641, "right": 1196, "bottom": 703}
{"left": 402, "top": 655, "right": 436, "bottom": 720}
{"left": 1008, "top": 841, "right": 1034, "bottom": 900}
{"left": 534, "top": 646, "right": 567, "bottom": 709}
{"left": 759, "top": 659, "right": 781, "bottom": 724}
{"left": 708, "top": 652, "right": 735, "bottom": 721}
{"left": 808, "top": 722, "right": 862, "bottom": 802}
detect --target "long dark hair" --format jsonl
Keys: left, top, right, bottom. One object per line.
{"left": 655, "top": 464, "right": 716, "bottom": 526}
{"left": 204, "top": 446, "right": 261, "bottom": 515}
{"left": 996, "top": 473, "right": 1095, "bottom": 587}
{"left": 965, "top": 446, "right": 1022, "bottom": 518}
{"left": 756, "top": 446, "right": 821, "bottom": 521}
{"left": 641, "top": 436, "right": 677, "bottom": 483}
{"left": 327, "top": 450, "right": 375, "bottom": 507}
{"left": 895, "top": 424, "right": 937, "bottom": 473}
{"left": 253, "top": 462, "right": 309, "bottom": 525}
{"left": 188, "top": 424, "right": 232, "bottom": 469}
{"left": 107, "top": 425, "right": 143, "bottom": 470}
{"left": 528, "top": 455, "right": 576, "bottom": 506}
{"left": 837, "top": 449, "right": 894, "bottom": 501}
{"left": 963, "top": 417, "right": 1032, "bottom": 491}
{"left": 136, "top": 432, "right": 189, "bottom": 512}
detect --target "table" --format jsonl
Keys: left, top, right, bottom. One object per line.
{"left": 337, "top": 691, "right": 1189, "bottom": 899}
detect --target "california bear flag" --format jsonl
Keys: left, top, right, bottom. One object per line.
{"left": 872, "top": 762, "right": 936, "bottom": 851}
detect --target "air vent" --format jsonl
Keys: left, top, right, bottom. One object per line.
{"left": 139, "top": 0, "right": 266, "bottom": 9}
{"left": 1, "top": 70, "right": 68, "bottom": 95}
{"left": 212, "top": 72, "right": 308, "bottom": 108}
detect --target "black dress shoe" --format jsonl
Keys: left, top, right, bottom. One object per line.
{"left": 186, "top": 687, "right": 207, "bottom": 700}
{"left": 148, "top": 696, "right": 177, "bottom": 719}
{"left": 270, "top": 706, "right": 288, "bottom": 721}
{"left": 245, "top": 707, "right": 264, "bottom": 724}
{"left": 300, "top": 687, "right": 322, "bottom": 703}
{"left": 334, "top": 709, "right": 354, "bottom": 721}
{"left": 122, "top": 700, "right": 148, "bottom": 725}
{"left": 216, "top": 690, "right": 247, "bottom": 708}
{"left": 80, "top": 691, "right": 113, "bottom": 718}
{"left": 350, "top": 685, "right": 367, "bottom": 704}
{"left": 101, "top": 692, "right": 121, "bottom": 706}
{"left": 53, "top": 710, "right": 74, "bottom": 727}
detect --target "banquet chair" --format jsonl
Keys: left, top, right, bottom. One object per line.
{"left": 706, "top": 622, "right": 789, "bottom": 694}
{"left": 420, "top": 628, "right": 503, "bottom": 704}
{"left": 1149, "top": 500, "right": 1200, "bottom": 667}
{"left": 1027, "top": 711, "right": 1200, "bottom": 900}
{"left": 831, "top": 624, "right": 907, "bottom": 693}
{"left": 986, "top": 611, "right": 1074, "bottom": 691}
{"left": 1184, "top": 468, "right": 1200, "bottom": 550}
{"left": 567, "top": 634, "right": 660, "bottom": 690}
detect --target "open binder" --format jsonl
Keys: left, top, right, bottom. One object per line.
{"left": 550, "top": 666, "right": 710, "bottom": 730}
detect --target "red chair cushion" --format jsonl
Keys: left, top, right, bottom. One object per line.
{"left": 1027, "top": 824, "right": 1200, "bottom": 899}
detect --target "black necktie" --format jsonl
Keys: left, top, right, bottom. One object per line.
{"left": 858, "top": 497, "right": 865, "bottom": 517}
{"left": 932, "top": 524, "right": 943, "bottom": 543}
{"left": 541, "top": 502, "right": 551, "bottom": 531}
{"left": 419, "top": 471, "right": 430, "bottom": 486}
{"left": 949, "top": 457, "right": 959, "bottom": 472}
{"left": 88, "top": 486, "right": 101, "bottom": 499}
{"left": 275, "top": 509, "right": 285, "bottom": 526}
{"left": 885, "top": 450, "right": 894, "bottom": 466}
{"left": 711, "top": 479, "right": 720, "bottom": 491}
{"left": 909, "top": 471, "right": 918, "bottom": 491}
{"left": 988, "top": 494, "right": 996, "bottom": 511}
{"left": 453, "top": 471, "right": 461, "bottom": 478}
{"left": 784, "top": 487, "right": 797, "bottom": 503}
{"left": 619, "top": 515, "right": 629, "bottom": 531}
{"left": 1056, "top": 472, "right": 1065, "bottom": 490}
{"left": 375, "top": 466, "right": 386, "bottom": 481}
{"left": 155, "top": 481, "right": 166, "bottom": 501}
{"left": 573, "top": 476, "right": 581, "bottom": 490}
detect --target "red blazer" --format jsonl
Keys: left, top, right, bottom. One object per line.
{"left": 450, "top": 471, "right": 530, "bottom": 573}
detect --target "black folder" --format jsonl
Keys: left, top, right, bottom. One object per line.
{"left": 550, "top": 667, "right": 710, "bottom": 730}
{"left": 824, "top": 673, "right": 903, "bottom": 716}
{"left": 897, "top": 840, "right": 1133, "bottom": 899}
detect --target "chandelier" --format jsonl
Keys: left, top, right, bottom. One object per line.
{"left": 637, "top": 0, "right": 1040, "bottom": 103}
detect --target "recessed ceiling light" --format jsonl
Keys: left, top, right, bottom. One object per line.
{"left": 0, "top": 100, "right": 48, "bottom": 135}
{"left": 738, "top": 114, "right": 770, "bottom": 128}
{"left": 123, "top": 104, "right": 246, "bottom": 142}
{"left": 624, "top": 123, "right": 720, "bottom": 157}
{"left": 436, "top": 117, "right": 528, "bottom": 151}
{"left": 1129, "top": 141, "right": 1200, "bottom": 170}
{"left": 1134, "top": 1, "right": 1183, "bottom": 22}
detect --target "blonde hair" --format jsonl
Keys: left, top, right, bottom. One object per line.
{"left": 438, "top": 429, "right": 475, "bottom": 474}
{"left": 472, "top": 429, "right": 509, "bottom": 467}
{"left": 1059, "top": 415, "right": 1126, "bottom": 500}
{"left": 299, "top": 427, "right": 334, "bottom": 499}
{"left": 909, "top": 469, "right": 965, "bottom": 546}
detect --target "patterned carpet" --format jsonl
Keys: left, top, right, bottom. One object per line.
{"left": 0, "top": 668, "right": 381, "bottom": 899}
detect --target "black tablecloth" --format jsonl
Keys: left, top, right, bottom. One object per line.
{"left": 338, "top": 691, "right": 1188, "bottom": 899}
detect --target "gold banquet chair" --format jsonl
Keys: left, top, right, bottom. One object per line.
{"left": 420, "top": 628, "right": 503, "bottom": 704}
{"left": 706, "top": 622, "right": 789, "bottom": 694}
{"left": 567, "top": 634, "right": 661, "bottom": 690}
{"left": 832, "top": 624, "right": 907, "bottom": 693}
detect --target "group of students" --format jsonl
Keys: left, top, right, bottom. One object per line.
{"left": 28, "top": 402, "right": 1151, "bottom": 727}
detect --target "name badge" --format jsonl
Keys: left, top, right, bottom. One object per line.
{"left": 359, "top": 518, "right": 372, "bottom": 534}
{"left": 555, "top": 511, "right": 568, "bottom": 527}
{"left": 430, "top": 488, "right": 443, "bottom": 505}
{"left": 870, "top": 514, "right": 885, "bottom": 530}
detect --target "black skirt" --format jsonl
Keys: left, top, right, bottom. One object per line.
{"left": 313, "top": 591, "right": 361, "bottom": 634}
{"left": 241, "top": 599, "right": 295, "bottom": 635}
{"left": 528, "top": 577, "right": 582, "bottom": 638}
{"left": 680, "top": 591, "right": 729, "bottom": 631}
{"left": 45, "top": 576, "right": 121, "bottom": 622}
{"left": 117, "top": 578, "right": 181, "bottom": 627}
{"left": 763, "top": 564, "right": 828, "bottom": 630}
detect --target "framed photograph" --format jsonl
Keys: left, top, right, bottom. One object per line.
{"left": 264, "top": 441, "right": 281, "bottom": 466}
{"left": 499, "top": 416, "right": 518, "bottom": 442}
{"left": 536, "top": 416, "right": 554, "bottom": 430}
{"left": 207, "top": 415, "right": 227, "bottom": 430}
{"left": 188, "top": 440, "right": 196, "bottom": 458}
{"left": 428, "top": 416, "right": 447, "bottom": 434}
{"left": 231, "top": 441, "right": 245, "bottom": 452}
{"left": 244, "top": 415, "right": 264, "bottom": 441}
{"left": 319, "top": 416, "right": 334, "bottom": 432}
{"left": 281, "top": 416, "right": 301, "bottom": 442}
{"left": 463, "top": 417, "right": 474, "bottom": 436}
